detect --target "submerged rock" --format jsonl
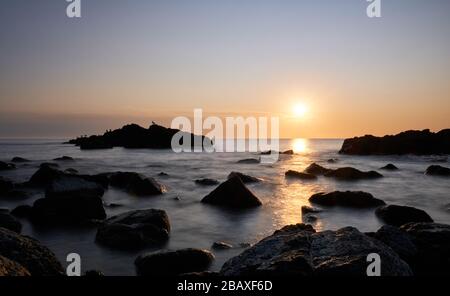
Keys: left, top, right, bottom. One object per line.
{"left": 109, "top": 172, "right": 166, "bottom": 196}
{"left": 309, "top": 191, "right": 385, "bottom": 208}
{"left": 202, "top": 176, "right": 262, "bottom": 209}
{"left": 195, "top": 178, "right": 220, "bottom": 186}
{"left": 0, "top": 255, "right": 30, "bottom": 276}
{"left": 285, "top": 170, "right": 317, "bottom": 180}
{"left": 227, "top": 172, "right": 261, "bottom": 183}
{"left": 0, "top": 228, "right": 64, "bottom": 275}
{"left": 0, "top": 212, "right": 22, "bottom": 233}
{"left": 282, "top": 150, "right": 294, "bottom": 155}
{"left": 220, "top": 224, "right": 411, "bottom": 276}
{"left": 135, "top": 248, "right": 214, "bottom": 276}
{"left": 376, "top": 205, "right": 433, "bottom": 226}
{"left": 212, "top": 241, "right": 233, "bottom": 250}
{"left": 304, "top": 163, "right": 332, "bottom": 175}
{"left": 324, "top": 167, "right": 383, "bottom": 180}
{"left": 425, "top": 165, "right": 450, "bottom": 176}
{"left": 237, "top": 158, "right": 260, "bottom": 164}
{"left": 96, "top": 209, "right": 170, "bottom": 250}
{"left": 380, "top": 164, "right": 399, "bottom": 170}
{"left": 53, "top": 156, "right": 75, "bottom": 161}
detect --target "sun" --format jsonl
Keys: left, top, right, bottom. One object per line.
{"left": 293, "top": 103, "right": 308, "bottom": 118}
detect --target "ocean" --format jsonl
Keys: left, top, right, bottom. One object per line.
{"left": 0, "top": 139, "right": 449, "bottom": 275}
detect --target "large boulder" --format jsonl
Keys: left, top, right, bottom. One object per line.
{"left": 304, "top": 163, "right": 332, "bottom": 175}
{"left": 309, "top": 191, "right": 385, "bottom": 208}
{"left": 45, "top": 175, "right": 105, "bottom": 199}
{"left": 202, "top": 176, "right": 262, "bottom": 208}
{"left": 135, "top": 248, "right": 214, "bottom": 276}
{"left": 28, "top": 165, "right": 64, "bottom": 187}
{"left": 0, "top": 177, "right": 14, "bottom": 195}
{"left": 285, "top": 170, "right": 317, "bottom": 180}
{"left": 0, "top": 212, "right": 22, "bottom": 233}
{"left": 0, "top": 255, "right": 30, "bottom": 276}
{"left": 373, "top": 225, "right": 418, "bottom": 262}
{"left": 324, "top": 167, "right": 383, "bottom": 180}
{"left": 220, "top": 224, "right": 412, "bottom": 276}
{"left": 425, "top": 165, "right": 450, "bottom": 177}
{"left": 400, "top": 223, "right": 450, "bottom": 276}
{"left": 375, "top": 205, "right": 433, "bottom": 227}
{"left": 109, "top": 172, "right": 166, "bottom": 196}
{"left": 227, "top": 172, "right": 261, "bottom": 183}
{"left": 0, "top": 228, "right": 64, "bottom": 275}
{"left": 0, "top": 161, "right": 15, "bottom": 171}
{"left": 96, "top": 209, "right": 170, "bottom": 250}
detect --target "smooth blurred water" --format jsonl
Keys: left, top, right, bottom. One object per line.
{"left": 0, "top": 139, "right": 449, "bottom": 275}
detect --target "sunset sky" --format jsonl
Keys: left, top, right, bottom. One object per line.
{"left": 1, "top": 0, "right": 449, "bottom": 139}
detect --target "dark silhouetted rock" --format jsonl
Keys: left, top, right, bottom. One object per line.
{"left": 373, "top": 225, "right": 418, "bottom": 262}
{"left": 109, "top": 172, "right": 166, "bottom": 196}
{"left": 11, "top": 157, "right": 30, "bottom": 163}
{"left": 339, "top": 129, "right": 450, "bottom": 155}
{"left": 0, "top": 228, "right": 64, "bottom": 275}
{"left": 285, "top": 170, "right": 317, "bottom": 180}
{"left": 0, "top": 212, "right": 22, "bottom": 233}
{"left": 28, "top": 165, "right": 64, "bottom": 187}
{"left": 158, "top": 172, "right": 169, "bottom": 177}
{"left": 135, "top": 248, "right": 214, "bottom": 276}
{"left": 0, "top": 177, "right": 14, "bottom": 195}
{"left": 53, "top": 156, "right": 74, "bottom": 161}
{"left": 381, "top": 164, "right": 399, "bottom": 170}
{"left": 227, "top": 172, "right": 261, "bottom": 183}
{"left": 425, "top": 165, "right": 450, "bottom": 177}
{"left": 324, "top": 167, "right": 383, "bottom": 180}
{"left": 301, "top": 206, "right": 322, "bottom": 215}
{"left": 11, "top": 205, "right": 32, "bottom": 218}
{"left": 237, "top": 158, "right": 260, "bottom": 164}
{"left": 45, "top": 175, "right": 105, "bottom": 199}
{"left": 309, "top": 191, "right": 385, "bottom": 208}
{"left": 96, "top": 209, "right": 170, "bottom": 250}
{"left": 0, "top": 161, "right": 15, "bottom": 171}
{"left": 376, "top": 205, "right": 433, "bottom": 227}
{"left": 195, "top": 178, "right": 220, "bottom": 186}
{"left": 220, "top": 224, "right": 411, "bottom": 276}
{"left": 212, "top": 241, "right": 233, "bottom": 250}
{"left": 202, "top": 176, "right": 262, "bottom": 209}
{"left": 304, "top": 163, "right": 332, "bottom": 175}
{"left": 282, "top": 150, "right": 294, "bottom": 155}
{"left": 327, "top": 158, "right": 338, "bottom": 163}
{"left": 0, "top": 255, "right": 30, "bottom": 276}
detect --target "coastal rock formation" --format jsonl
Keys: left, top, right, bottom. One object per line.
{"left": 0, "top": 212, "right": 22, "bottom": 233}
{"left": 45, "top": 175, "right": 105, "bottom": 199}
{"left": 0, "top": 177, "right": 14, "bottom": 195}
{"left": 285, "top": 170, "right": 317, "bottom": 180}
{"left": 67, "top": 123, "right": 212, "bottom": 150}
{"left": 11, "top": 157, "right": 30, "bottom": 163}
{"left": 339, "top": 129, "right": 450, "bottom": 155}
{"left": 0, "top": 161, "right": 15, "bottom": 171}
{"left": 309, "top": 191, "right": 385, "bottom": 208}
{"left": 425, "top": 165, "right": 450, "bottom": 176}
{"left": 304, "top": 163, "right": 332, "bottom": 175}
{"left": 109, "top": 172, "right": 166, "bottom": 196}
{"left": 135, "top": 248, "right": 214, "bottom": 276}
{"left": 373, "top": 225, "right": 418, "bottom": 262}
{"left": 0, "top": 255, "right": 31, "bottom": 276}
{"left": 375, "top": 205, "right": 433, "bottom": 226}
{"left": 201, "top": 176, "right": 262, "bottom": 208}
{"left": 220, "top": 224, "right": 412, "bottom": 276}
{"left": 324, "top": 167, "right": 383, "bottom": 180}
{"left": 96, "top": 209, "right": 170, "bottom": 250}
{"left": 0, "top": 228, "right": 64, "bottom": 276}
{"left": 195, "top": 179, "right": 220, "bottom": 186}
{"left": 227, "top": 172, "right": 261, "bottom": 183}
{"left": 11, "top": 205, "right": 32, "bottom": 218}
{"left": 380, "top": 164, "right": 399, "bottom": 170}
{"left": 28, "top": 165, "right": 64, "bottom": 187}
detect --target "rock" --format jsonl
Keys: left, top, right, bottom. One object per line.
{"left": 96, "top": 209, "right": 170, "bottom": 250}
{"left": 31, "top": 195, "right": 106, "bottom": 224}
{"left": 304, "top": 163, "right": 332, "bottom": 175}
{"left": 11, "top": 157, "right": 30, "bottom": 163}
{"left": 212, "top": 241, "right": 233, "bottom": 250}
{"left": 0, "top": 212, "right": 22, "bottom": 233}
{"left": 158, "top": 172, "right": 169, "bottom": 177}
{"left": 0, "top": 177, "right": 14, "bottom": 195}
{"left": 327, "top": 158, "right": 338, "bottom": 163}
{"left": 373, "top": 225, "right": 418, "bottom": 262}
{"left": 0, "top": 190, "right": 30, "bottom": 201}
{"left": 28, "top": 165, "right": 64, "bottom": 187}
{"left": 104, "top": 203, "right": 122, "bottom": 208}
{"left": 237, "top": 158, "right": 260, "bottom": 164}
{"left": 400, "top": 223, "right": 450, "bottom": 276}
{"left": 195, "top": 178, "right": 220, "bottom": 186}
{"left": 0, "top": 255, "right": 30, "bottom": 276}
{"left": 309, "top": 191, "right": 385, "bottom": 208}
{"left": 11, "top": 205, "right": 32, "bottom": 218}
{"left": 380, "top": 163, "right": 399, "bottom": 170}
{"left": 324, "top": 167, "right": 383, "bottom": 180}
{"left": 53, "top": 156, "right": 74, "bottom": 161}
{"left": 282, "top": 150, "right": 294, "bottom": 155}
{"left": 135, "top": 248, "right": 214, "bottom": 276}
{"left": 64, "top": 168, "right": 79, "bottom": 174}
{"left": 301, "top": 206, "right": 322, "bottom": 215}
{"left": 239, "top": 243, "right": 252, "bottom": 248}
{"left": 220, "top": 224, "right": 412, "bottom": 276}
{"left": 45, "top": 175, "right": 105, "bottom": 199}
{"left": 40, "top": 162, "right": 59, "bottom": 169}
{"left": 339, "top": 129, "right": 450, "bottom": 155}
{"left": 84, "top": 270, "right": 104, "bottom": 277}
{"left": 109, "top": 172, "right": 166, "bottom": 196}
{"left": 376, "top": 205, "right": 433, "bottom": 227}
{"left": 201, "top": 176, "right": 262, "bottom": 209}
{"left": 0, "top": 161, "right": 15, "bottom": 170}
{"left": 425, "top": 165, "right": 450, "bottom": 177}
{"left": 285, "top": 170, "right": 317, "bottom": 180}
{"left": 260, "top": 150, "right": 278, "bottom": 155}
{"left": 304, "top": 215, "right": 318, "bottom": 223}
{"left": 67, "top": 123, "right": 212, "bottom": 150}
{"left": 227, "top": 172, "right": 261, "bottom": 183}
{"left": 0, "top": 227, "right": 64, "bottom": 275}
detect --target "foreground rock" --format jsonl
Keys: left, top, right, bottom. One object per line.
{"left": 96, "top": 209, "right": 170, "bottom": 250}
{"left": 0, "top": 255, "right": 30, "bottom": 276}
{"left": 324, "top": 167, "right": 383, "bottom": 180}
{"left": 0, "top": 161, "right": 15, "bottom": 170}
{"left": 425, "top": 165, "right": 450, "bottom": 176}
{"left": 135, "top": 248, "right": 214, "bottom": 276}
{"left": 0, "top": 212, "right": 22, "bottom": 233}
{"left": 376, "top": 205, "right": 433, "bottom": 226}
{"left": 0, "top": 228, "right": 64, "bottom": 275}
{"left": 309, "top": 191, "right": 385, "bottom": 208}
{"left": 202, "top": 176, "right": 262, "bottom": 209}
{"left": 339, "top": 129, "right": 450, "bottom": 155}
{"left": 285, "top": 170, "right": 317, "bottom": 180}
{"left": 304, "top": 163, "right": 332, "bottom": 175}
{"left": 195, "top": 179, "right": 220, "bottom": 186}
{"left": 373, "top": 225, "right": 418, "bottom": 262}
{"left": 109, "top": 172, "right": 166, "bottom": 196}
{"left": 67, "top": 123, "right": 212, "bottom": 150}
{"left": 227, "top": 172, "right": 261, "bottom": 183}
{"left": 28, "top": 165, "right": 64, "bottom": 187}
{"left": 220, "top": 224, "right": 411, "bottom": 276}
